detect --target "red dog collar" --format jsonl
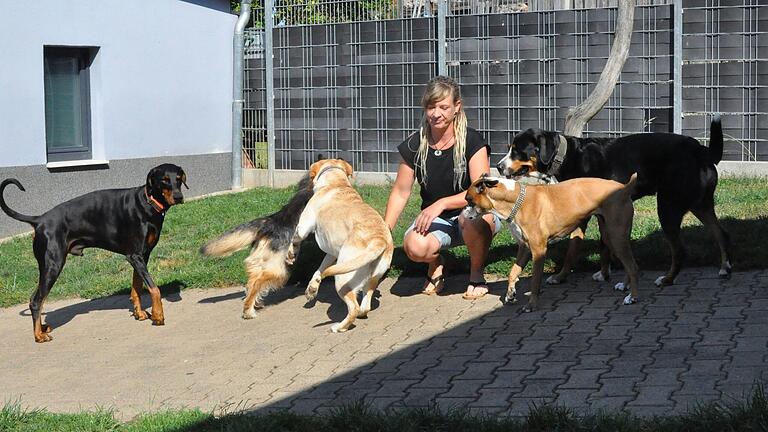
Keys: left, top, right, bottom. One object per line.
{"left": 144, "top": 188, "right": 166, "bottom": 214}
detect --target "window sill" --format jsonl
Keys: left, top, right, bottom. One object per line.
{"left": 46, "top": 159, "right": 109, "bottom": 169}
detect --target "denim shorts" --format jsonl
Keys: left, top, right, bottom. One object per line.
{"left": 405, "top": 213, "right": 503, "bottom": 250}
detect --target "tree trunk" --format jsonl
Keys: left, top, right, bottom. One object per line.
{"left": 563, "top": 0, "right": 636, "bottom": 137}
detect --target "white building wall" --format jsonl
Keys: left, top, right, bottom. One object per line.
{"left": 0, "top": 0, "right": 235, "bottom": 167}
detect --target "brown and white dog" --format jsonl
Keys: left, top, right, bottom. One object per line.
{"left": 464, "top": 174, "right": 640, "bottom": 311}
{"left": 286, "top": 159, "right": 394, "bottom": 333}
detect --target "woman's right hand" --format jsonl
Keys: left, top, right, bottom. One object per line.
{"left": 413, "top": 200, "right": 445, "bottom": 235}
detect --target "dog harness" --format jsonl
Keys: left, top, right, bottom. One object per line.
{"left": 144, "top": 188, "right": 166, "bottom": 215}
{"left": 547, "top": 135, "right": 569, "bottom": 176}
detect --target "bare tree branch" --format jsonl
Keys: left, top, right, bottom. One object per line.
{"left": 564, "top": 0, "right": 635, "bottom": 137}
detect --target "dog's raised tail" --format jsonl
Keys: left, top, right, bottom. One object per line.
{"left": 199, "top": 220, "right": 262, "bottom": 257}
{"left": 709, "top": 114, "right": 724, "bottom": 165}
{"left": 320, "top": 239, "right": 392, "bottom": 279}
{"left": 0, "top": 179, "right": 39, "bottom": 226}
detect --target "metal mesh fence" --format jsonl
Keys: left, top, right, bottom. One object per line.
{"left": 242, "top": 0, "right": 767, "bottom": 174}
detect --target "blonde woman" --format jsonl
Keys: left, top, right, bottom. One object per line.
{"left": 384, "top": 76, "right": 500, "bottom": 300}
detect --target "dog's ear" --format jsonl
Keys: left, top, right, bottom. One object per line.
{"left": 316, "top": 153, "right": 325, "bottom": 161}
{"left": 309, "top": 161, "right": 321, "bottom": 180}
{"left": 178, "top": 169, "right": 189, "bottom": 189}
{"left": 482, "top": 178, "right": 499, "bottom": 188}
{"left": 146, "top": 167, "right": 160, "bottom": 190}
{"left": 535, "top": 131, "right": 559, "bottom": 167}
{"left": 341, "top": 159, "right": 353, "bottom": 177}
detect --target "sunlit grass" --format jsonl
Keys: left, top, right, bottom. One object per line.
{"left": 0, "top": 176, "right": 766, "bottom": 307}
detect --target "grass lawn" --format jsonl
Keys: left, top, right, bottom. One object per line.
{"left": 2, "top": 385, "right": 768, "bottom": 431}
{"left": 0, "top": 177, "right": 766, "bottom": 429}
{"left": 0, "top": 177, "right": 767, "bottom": 308}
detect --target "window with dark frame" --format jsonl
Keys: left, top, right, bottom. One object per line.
{"left": 43, "top": 47, "right": 94, "bottom": 162}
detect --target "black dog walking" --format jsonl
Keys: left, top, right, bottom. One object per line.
{"left": 0, "top": 163, "right": 187, "bottom": 343}
{"left": 497, "top": 117, "right": 730, "bottom": 287}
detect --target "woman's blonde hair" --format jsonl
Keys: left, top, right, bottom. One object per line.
{"left": 414, "top": 75, "right": 468, "bottom": 189}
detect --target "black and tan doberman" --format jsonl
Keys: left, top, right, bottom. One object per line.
{"left": 0, "top": 164, "right": 187, "bottom": 343}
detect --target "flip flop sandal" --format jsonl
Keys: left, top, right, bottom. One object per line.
{"left": 422, "top": 274, "right": 445, "bottom": 295}
{"left": 462, "top": 280, "right": 489, "bottom": 300}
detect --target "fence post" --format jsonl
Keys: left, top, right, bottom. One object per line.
{"left": 265, "top": 0, "right": 276, "bottom": 187}
{"left": 233, "top": 0, "right": 252, "bottom": 189}
{"left": 437, "top": 0, "right": 448, "bottom": 76}
{"left": 673, "top": 0, "right": 683, "bottom": 134}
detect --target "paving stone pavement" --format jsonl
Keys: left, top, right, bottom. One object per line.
{"left": 1, "top": 267, "right": 766, "bottom": 420}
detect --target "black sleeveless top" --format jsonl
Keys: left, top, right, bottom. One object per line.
{"left": 397, "top": 127, "right": 489, "bottom": 219}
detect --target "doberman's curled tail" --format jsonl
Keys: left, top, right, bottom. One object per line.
{"left": 708, "top": 114, "right": 724, "bottom": 165}
{"left": 199, "top": 220, "right": 263, "bottom": 257}
{"left": 0, "top": 179, "right": 39, "bottom": 226}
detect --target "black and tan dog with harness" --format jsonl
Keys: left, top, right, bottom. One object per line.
{"left": 464, "top": 173, "right": 640, "bottom": 311}
{"left": 497, "top": 116, "right": 730, "bottom": 287}
{"left": 0, "top": 164, "right": 187, "bottom": 343}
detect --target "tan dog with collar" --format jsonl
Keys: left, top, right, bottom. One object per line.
{"left": 464, "top": 174, "right": 640, "bottom": 311}
{"left": 286, "top": 159, "right": 394, "bottom": 333}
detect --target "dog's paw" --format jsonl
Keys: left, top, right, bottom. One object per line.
{"left": 592, "top": 270, "right": 609, "bottom": 282}
{"left": 133, "top": 310, "right": 149, "bottom": 321}
{"left": 330, "top": 323, "right": 348, "bottom": 333}
{"left": 242, "top": 308, "right": 258, "bottom": 320}
{"left": 357, "top": 310, "right": 369, "bottom": 319}
{"left": 285, "top": 253, "right": 297, "bottom": 266}
{"left": 503, "top": 289, "right": 517, "bottom": 305}
{"left": 34, "top": 333, "right": 53, "bottom": 343}
{"left": 654, "top": 275, "right": 674, "bottom": 287}
{"left": 623, "top": 294, "right": 638, "bottom": 305}
{"left": 305, "top": 276, "right": 320, "bottom": 301}
{"left": 522, "top": 304, "right": 536, "bottom": 313}
{"left": 305, "top": 287, "right": 319, "bottom": 302}
{"left": 613, "top": 282, "right": 628, "bottom": 291}
{"left": 545, "top": 275, "right": 563, "bottom": 285}
{"left": 718, "top": 264, "right": 732, "bottom": 279}
{"left": 151, "top": 317, "right": 165, "bottom": 326}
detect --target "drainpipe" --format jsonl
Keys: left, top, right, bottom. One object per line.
{"left": 232, "top": 0, "right": 252, "bottom": 190}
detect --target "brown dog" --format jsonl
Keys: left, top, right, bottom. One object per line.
{"left": 286, "top": 159, "right": 393, "bottom": 332}
{"left": 464, "top": 174, "right": 640, "bottom": 311}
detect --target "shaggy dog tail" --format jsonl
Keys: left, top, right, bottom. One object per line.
{"left": 199, "top": 220, "right": 263, "bottom": 257}
{"left": 320, "top": 239, "right": 391, "bottom": 279}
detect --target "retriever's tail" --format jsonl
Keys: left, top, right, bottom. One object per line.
{"left": 320, "top": 239, "right": 392, "bottom": 279}
{"left": 0, "top": 179, "right": 39, "bottom": 226}
{"left": 199, "top": 220, "right": 263, "bottom": 257}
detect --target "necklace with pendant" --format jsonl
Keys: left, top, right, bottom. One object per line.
{"left": 432, "top": 136, "right": 453, "bottom": 156}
